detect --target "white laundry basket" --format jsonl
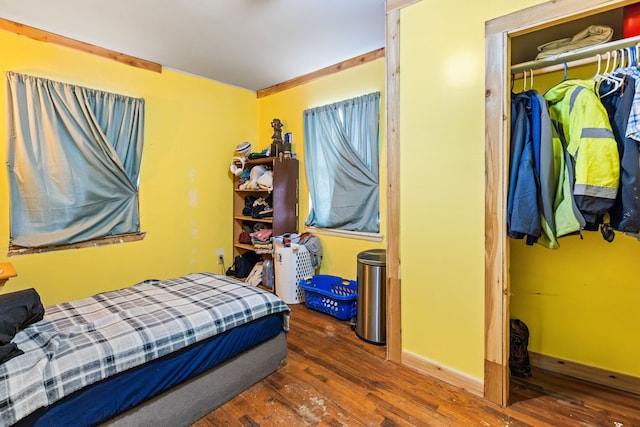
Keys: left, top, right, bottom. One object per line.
{"left": 274, "top": 240, "right": 315, "bottom": 304}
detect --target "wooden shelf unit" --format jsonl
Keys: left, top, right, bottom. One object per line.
{"left": 232, "top": 157, "right": 299, "bottom": 259}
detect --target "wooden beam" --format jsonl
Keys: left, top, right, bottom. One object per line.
{"left": 484, "top": 27, "right": 510, "bottom": 407}
{"left": 256, "top": 48, "right": 385, "bottom": 98}
{"left": 385, "top": 8, "right": 402, "bottom": 364}
{"left": 0, "top": 18, "right": 162, "bottom": 74}
{"left": 386, "top": 0, "right": 423, "bottom": 13}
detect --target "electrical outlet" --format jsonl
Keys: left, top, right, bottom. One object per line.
{"left": 216, "top": 248, "right": 224, "bottom": 265}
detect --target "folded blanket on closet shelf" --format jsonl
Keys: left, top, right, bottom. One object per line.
{"left": 535, "top": 25, "right": 613, "bottom": 60}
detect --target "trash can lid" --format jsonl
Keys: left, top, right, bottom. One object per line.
{"left": 357, "top": 249, "right": 386, "bottom": 266}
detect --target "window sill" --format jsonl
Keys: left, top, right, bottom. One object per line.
{"left": 304, "top": 226, "right": 383, "bottom": 242}
{"left": 8, "top": 232, "right": 146, "bottom": 256}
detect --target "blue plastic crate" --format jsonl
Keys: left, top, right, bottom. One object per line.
{"left": 298, "top": 275, "right": 357, "bottom": 321}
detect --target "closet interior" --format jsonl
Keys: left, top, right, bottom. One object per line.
{"left": 506, "top": 2, "right": 640, "bottom": 400}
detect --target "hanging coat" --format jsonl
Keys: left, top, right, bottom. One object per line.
{"left": 508, "top": 93, "right": 541, "bottom": 244}
{"left": 599, "top": 73, "right": 640, "bottom": 233}
{"left": 552, "top": 123, "right": 586, "bottom": 237}
{"left": 527, "top": 90, "right": 559, "bottom": 249}
{"left": 544, "top": 79, "right": 620, "bottom": 230}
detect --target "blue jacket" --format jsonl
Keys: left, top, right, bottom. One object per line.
{"left": 508, "top": 93, "right": 540, "bottom": 244}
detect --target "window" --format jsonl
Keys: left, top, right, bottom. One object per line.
{"left": 303, "top": 92, "right": 380, "bottom": 235}
{"left": 5, "top": 72, "right": 145, "bottom": 253}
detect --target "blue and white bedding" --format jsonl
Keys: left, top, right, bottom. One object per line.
{"left": 0, "top": 273, "right": 290, "bottom": 426}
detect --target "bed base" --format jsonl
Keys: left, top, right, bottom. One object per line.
{"left": 103, "top": 331, "right": 287, "bottom": 427}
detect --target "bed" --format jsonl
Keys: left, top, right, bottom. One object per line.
{"left": 0, "top": 272, "right": 290, "bottom": 427}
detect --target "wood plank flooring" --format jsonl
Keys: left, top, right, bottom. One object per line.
{"left": 194, "top": 304, "right": 640, "bottom": 426}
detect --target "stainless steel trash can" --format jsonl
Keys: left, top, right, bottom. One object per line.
{"left": 356, "top": 249, "right": 386, "bottom": 345}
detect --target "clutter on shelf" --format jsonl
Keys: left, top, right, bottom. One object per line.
{"left": 237, "top": 220, "right": 273, "bottom": 254}
{"left": 238, "top": 164, "right": 273, "bottom": 191}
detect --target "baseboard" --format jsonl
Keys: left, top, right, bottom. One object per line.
{"left": 401, "top": 351, "right": 484, "bottom": 397}
{"left": 529, "top": 351, "right": 640, "bottom": 396}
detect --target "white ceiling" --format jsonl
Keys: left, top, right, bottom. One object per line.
{"left": 0, "top": 0, "right": 387, "bottom": 91}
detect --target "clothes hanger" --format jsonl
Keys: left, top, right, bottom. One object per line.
{"left": 599, "top": 49, "right": 624, "bottom": 98}
{"left": 618, "top": 49, "right": 625, "bottom": 69}
{"left": 592, "top": 53, "right": 603, "bottom": 80}
{"left": 529, "top": 69, "right": 534, "bottom": 90}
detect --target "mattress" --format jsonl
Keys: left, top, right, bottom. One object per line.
{"left": 0, "top": 273, "right": 290, "bottom": 426}
{"left": 15, "top": 313, "right": 284, "bottom": 426}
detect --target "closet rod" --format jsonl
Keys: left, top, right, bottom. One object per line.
{"left": 512, "top": 55, "right": 599, "bottom": 80}
{"left": 511, "top": 34, "right": 640, "bottom": 80}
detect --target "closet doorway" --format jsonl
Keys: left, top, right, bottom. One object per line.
{"left": 484, "top": 0, "right": 640, "bottom": 406}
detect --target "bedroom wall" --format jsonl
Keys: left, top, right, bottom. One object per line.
{"left": 0, "top": 29, "right": 257, "bottom": 306}
{"left": 401, "top": 0, "right": 639, "bottom": 382}
{"left": 256, "top": 58, "right": 386, "bottom": 281}
{"left": 399, "top": 0, "right": 545, "bottom": 380}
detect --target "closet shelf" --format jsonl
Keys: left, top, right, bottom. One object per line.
{"left": 234, "top": 215, "right": 273, "bottom": 223}
{"left": 511, "top": 34, "right": 640, "bottom": 76}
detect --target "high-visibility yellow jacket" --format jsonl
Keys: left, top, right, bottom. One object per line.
{"left": 544, "top": 79, "right": 620, "bottom": 230}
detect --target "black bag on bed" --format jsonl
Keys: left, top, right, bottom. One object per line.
{"left": 226, "top": 251, "right": 262, "bottom": 278}
{"left": 509, "top": 318, "right": 532, "bottom": 378}
{"left": 0, "top": 288, "right": 45, "bottom": 365}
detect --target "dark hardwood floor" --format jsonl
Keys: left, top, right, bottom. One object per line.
{"left": 194, "top": 304, "right": 640, "bottom": 426}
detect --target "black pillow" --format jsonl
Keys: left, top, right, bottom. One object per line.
{"left": 0, "top": 288, "right": 45, "bottom": 345}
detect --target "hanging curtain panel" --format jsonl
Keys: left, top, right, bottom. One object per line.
{"left": 303, "top": 92, "right": 380, "bottom": 233}
{"left": 5, "top": 72, "right": 145, "bottom": 248}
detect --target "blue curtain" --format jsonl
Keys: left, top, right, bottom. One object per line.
{"left": 5, "top": 72, "right": 145, "bottom": 247}
{"left": 303, "top": 92, "right": 380, "bottom": 232}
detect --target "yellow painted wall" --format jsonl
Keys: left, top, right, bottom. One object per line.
{"left": 0, "top": 29, "right": 256, "bottom": 306}
{"left": 257, "top": 59, "right": 386, "bottom": 281}
{"left": 510, "top": 65, "right": 640, "bottom": 377}
{"left": 9, "top": 0, "right": 633, "bottom": 388}
{"left": 399, "top": 0, "right": 547, "bottom": 380}
{"left": 402, "top": 0, "right": 639, "bottom": 380}
{"left": 1, "top": 26, "right": 385, "bottom": 308}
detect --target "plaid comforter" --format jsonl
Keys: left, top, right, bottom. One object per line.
{"left": 0, "top": 273, "right": 290, "bottom": 426}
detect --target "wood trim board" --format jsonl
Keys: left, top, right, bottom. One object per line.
{"left": 8, "top": 233, "right": 147, "bottom": 256}
{"left": 484, "top": 27, "right": 510, "bottom": 407}
{"left": 385, "top": 7, "right": 402, "bottom": 364}
{"left": 386, "top": 0, "right": 423, "bottom": 13}
{"left": 0, "top": 18, "right": 162, "bottom": 73}
{"left": 529, "top": 351, "right": 640, "bottom": 396}
{"left": 256, "top": 48, "right": 385, "bottom": 98}
{"left": 402, "top": 351, "right": 484, "bottom": 397}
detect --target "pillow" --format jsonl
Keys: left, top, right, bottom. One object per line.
{"left": 0, "top": 288, "right": 45, "bottom": 345}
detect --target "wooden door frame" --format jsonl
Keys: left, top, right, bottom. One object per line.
{"left": 384, "top": 0, "right": 418, "bottom": 363}
{"left": 484, "top": 0, "right": 634, "bottom": 406}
